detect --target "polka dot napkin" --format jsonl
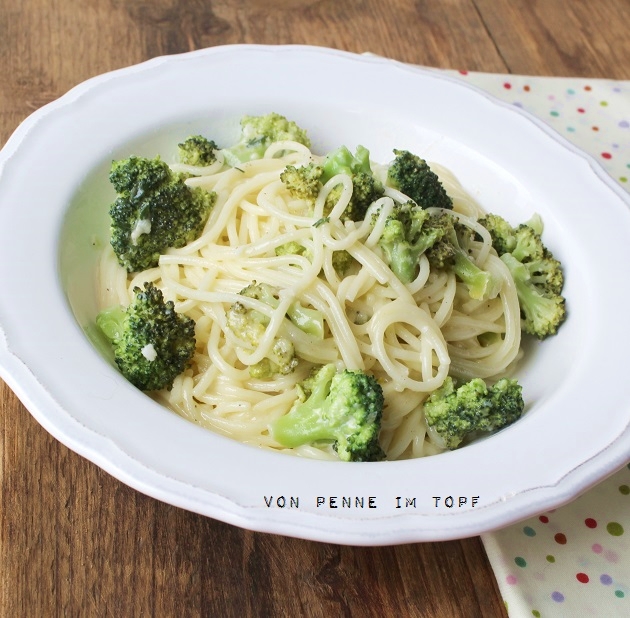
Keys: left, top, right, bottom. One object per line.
{"left": 446, "top": 70, "right": 629, "bottom": 188}
{"left": 482, "top": 464, "right": 629, "bottom": 617}
{"left": 444, "top": 70, "right": 630, "bottom": 617}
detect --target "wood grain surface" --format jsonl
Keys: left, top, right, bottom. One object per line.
{"left": 1, "top": 1, "right": 628, "bottom": 616}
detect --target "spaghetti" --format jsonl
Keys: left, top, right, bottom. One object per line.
{"left": 98, "top": 140, "right": 522, "bottom": 460}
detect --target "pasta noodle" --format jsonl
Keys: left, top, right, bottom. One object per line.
{"left": 98, "top": 140, "right": 523, "bottom": 461}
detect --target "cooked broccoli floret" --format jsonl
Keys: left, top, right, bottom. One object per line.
{"left": 331, "top": 250, "right": 356, "bottom": 277}
{"left": 479, "top": 213, "right": 566, "bottom": 339}
{"left": 424, "top": 376, "right": 524, "bottom": 450}
{"left": 271, "top": 364, "right": 385, "bottom": 462}
{"left": 274, "top": 237, "right": 354, "bottom": 279}
{"left": 241, "top": 282, "right": 324, "bottom": 338}
{"left": 424, "top": 212, "right": 499, "bottom": 300}
{"left": 226, "top": 285, "right": 297, "bottom": 379}
{"left": 321, "top": 144, "right": 372, "bottom": 180}
{"left": 279, "top": 146, "right": 384, "bottom": 222}
{"left": 321, "top": 145, "right": 385, "bottom": 222}
{"left": 280, "top": 163, "right": 324, "bottom": 202}
{"left": 275, "top": 240, "right": 308, "bottom": 258}
{"left": 227, "top": 301, "right": 296, "bottom": 379}
{"left": 324, "top": 174, "right": 383, "bottom": 222}
{"left": 96, "top": 282, "right": 196, "bottom": 391}
{"left": 226, "top": 282, "right": 324, "bottom": 378}
{"left": 177, "top": 135, "right": 219, "bottom": 166}
{"left": 109, "top": 156, "right": 216, "bottom": 272}
{"left": 377, "top": 201, "right": 446, "bottom": 283}
{"left": 501, "top": 253, "right": 566, "bottom": 339}
{"left": 222, "top": 112, "right": 311, "bottom": 165}
{"left": 386, "top": 149, "right": 453, "bottom": 210}
{"left": 476, "top": 213, "right": 516, "bottom": 255}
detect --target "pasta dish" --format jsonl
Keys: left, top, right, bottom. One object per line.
{"left": 96, "top": 114, "right": 566, "bottom": 461}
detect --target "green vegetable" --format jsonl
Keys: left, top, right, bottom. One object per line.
{"left": 479, "top": 213, "right": 566, "bottom": 338}
{"left": 280, "top": 163, "right": 324, "bottom": 202}
{"left": 275, "top": 241, "right": 308, "bottom": 258}
{"left": 274, "top": 238, "right": 354, "bottom": 279}
{"left": 377, "top": 200, "right": 445, "bottom": 283}
{"left": 96, "top": 282, "right": 196, "bottom": 391}
{"left": 178, "top": 135, "right": 219, "bottom": 166}
{"left": 425, "top": 211, "right": 500, "bottom": 300}
{"left": 271, "top": 364, "right": 385, "bottom": 462}
{"left": 279, "top": 145, "right": 385, "bottom": 223}
{"left": 387, "top": 149, "right": 453, "bottom": 210}
{"left": 109, "top": 156, "right": 216, "bottom": 272}
{"left": 222, "top": 112, "right": 311, "bottom": 165}
{"left": 331, "top": 249, "right": 356, "bottom": 277}
{"left": 226, "top": 282, "right": 324, "bottom": 378}
{"left": 424, "top": 376, "right": 524, "bottom": 449}
{"left": 320, "top": 144, "right": 372, "bottom": 181}
{"left": 321, "top": 145, "right": 385, "bottom": 222}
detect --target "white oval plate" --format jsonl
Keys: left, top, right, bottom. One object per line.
{"left": 1, "top": 45, "right": 629, "bottom": 545}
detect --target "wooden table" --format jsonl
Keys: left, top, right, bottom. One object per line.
{"left": 1, "top": 1, "right": 628, "bottom": 615}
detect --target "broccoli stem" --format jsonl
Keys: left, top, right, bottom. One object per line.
{"left": 95, "top": 306, "right": 126, "bottom": 342}
{"left": 321, "top": 145, "right": 371, "bottom": 183}
{"left": 286, "top": 304, "right": 324, "bottom": 339}
{"left": 387, "top": 233, "right": 439, "bottom": 283}
{"left": 249, "top": 283, "right": 324, "bottom": 339}
{"left": 272, "top": 366, "right": 336, "bottom": 447}
{"left": 451, "top": 250, "right": 495, "bottom": 300}
{"left": 386, "top": 242, "right": 418, "bottom": 283}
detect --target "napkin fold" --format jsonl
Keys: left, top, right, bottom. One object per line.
{"left": 442, "top": 69, "right": 630, "bottom": 617}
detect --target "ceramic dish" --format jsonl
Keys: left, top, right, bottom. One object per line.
{"left": 1, "top": 45, "right": 629, "bottom": 545}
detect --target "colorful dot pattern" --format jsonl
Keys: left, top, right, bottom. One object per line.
{"left": 448, "top": 70, "right": 630, "bottom": 189}
{"left": 444, "top": 69, "right": 629, "bottom": 616}
{"left": 482, "top": 463, "right": 630, "bottom": 617}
